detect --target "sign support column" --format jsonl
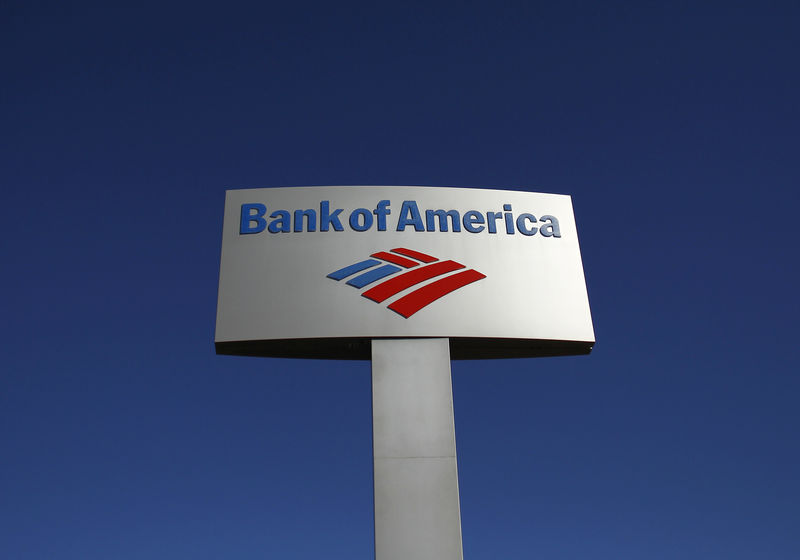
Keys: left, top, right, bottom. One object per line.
{"left": 371, "top": 338, "right": 463, "bottom": 560}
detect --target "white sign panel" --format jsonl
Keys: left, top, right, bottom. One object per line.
{"left": 215, "top": 186, "right": 594, "bottom": 359}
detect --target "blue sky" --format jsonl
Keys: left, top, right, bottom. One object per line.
{"left": 2, "top": 1, "right": 799, "bottom": 558}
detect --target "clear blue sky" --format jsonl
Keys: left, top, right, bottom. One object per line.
{"left": 2, "top": 1, "right": 799, "bottom": 558}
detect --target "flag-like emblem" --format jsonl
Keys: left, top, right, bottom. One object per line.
{"left": 327, "top": 248, "right": 486, "bottom": 318}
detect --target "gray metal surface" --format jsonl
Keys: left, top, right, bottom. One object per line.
{"left": 372, "top": 338, "right": 463, "bottom": 560}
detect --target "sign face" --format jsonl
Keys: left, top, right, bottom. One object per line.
{"left": 215, "top": 186, "right": 594, "bottom": 359}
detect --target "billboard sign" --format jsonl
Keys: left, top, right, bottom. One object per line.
{"left": 215, "top": 186, "right": 594, "bottom": 359}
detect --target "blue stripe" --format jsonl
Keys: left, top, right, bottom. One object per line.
{"left": 347, "top": 264, "right": 402, "bottom": 288}
{"left": 327, "top": 259, "right": 381, "bottom": 281}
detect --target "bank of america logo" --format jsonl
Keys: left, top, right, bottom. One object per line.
{"left": 327, "top": 248, "right": 486, "bottom": 318}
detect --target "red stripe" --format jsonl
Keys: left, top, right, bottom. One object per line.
{"left": 370, "top": 251, "right": 420, "bottom": 268}
{"left": 390, "top": 247, "right": 438, "bottom": 263}
{"left": 362, "top": 261, "right": 464, "bottom": 303}
{"left": 388, "top": 269, "right": 487, "bottom": 318}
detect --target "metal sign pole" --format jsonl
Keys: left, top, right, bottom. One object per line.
{"left": 371, "top": 338, "right": 463, "bottom": 559}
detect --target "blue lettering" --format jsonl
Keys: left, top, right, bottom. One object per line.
{"left": 486, "top": 211, "right": 502, "bottom": 234}
{"left": 516, "top": 213, "right": 537, "bottom": 236}
{"left": 426, "top": 209, "right": 461, "bottom": 232}
{"left": 240, "top": 199, "right": 559, "bottom": 238}
{"left": 462, "top": 210, "right": 485, "bottom": 233}
{"left": 268, "top": 210, "right": 290, "bottom": 233}
{"left": 293, "top": 209, "right": 317, "bottom": 232}
{"left": 503, "top": 204, "right": 514, "bottom": 234}
{"left": 539, "top": 215, "right": 561, "bottom": 237}
{"left": 397, "top": 200, "right": 424, "bottom": 231}
{"left": 349, "top": 208, "right": 373, "bottom": 231}
{"left": 240, "top": 203, "right": 267, "bottom": 234}
{"left": 374, "top": 200, "right": 391, "bottom": 231}
{"left": 320, "top": 201, "right": 344, "bottom": 231}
